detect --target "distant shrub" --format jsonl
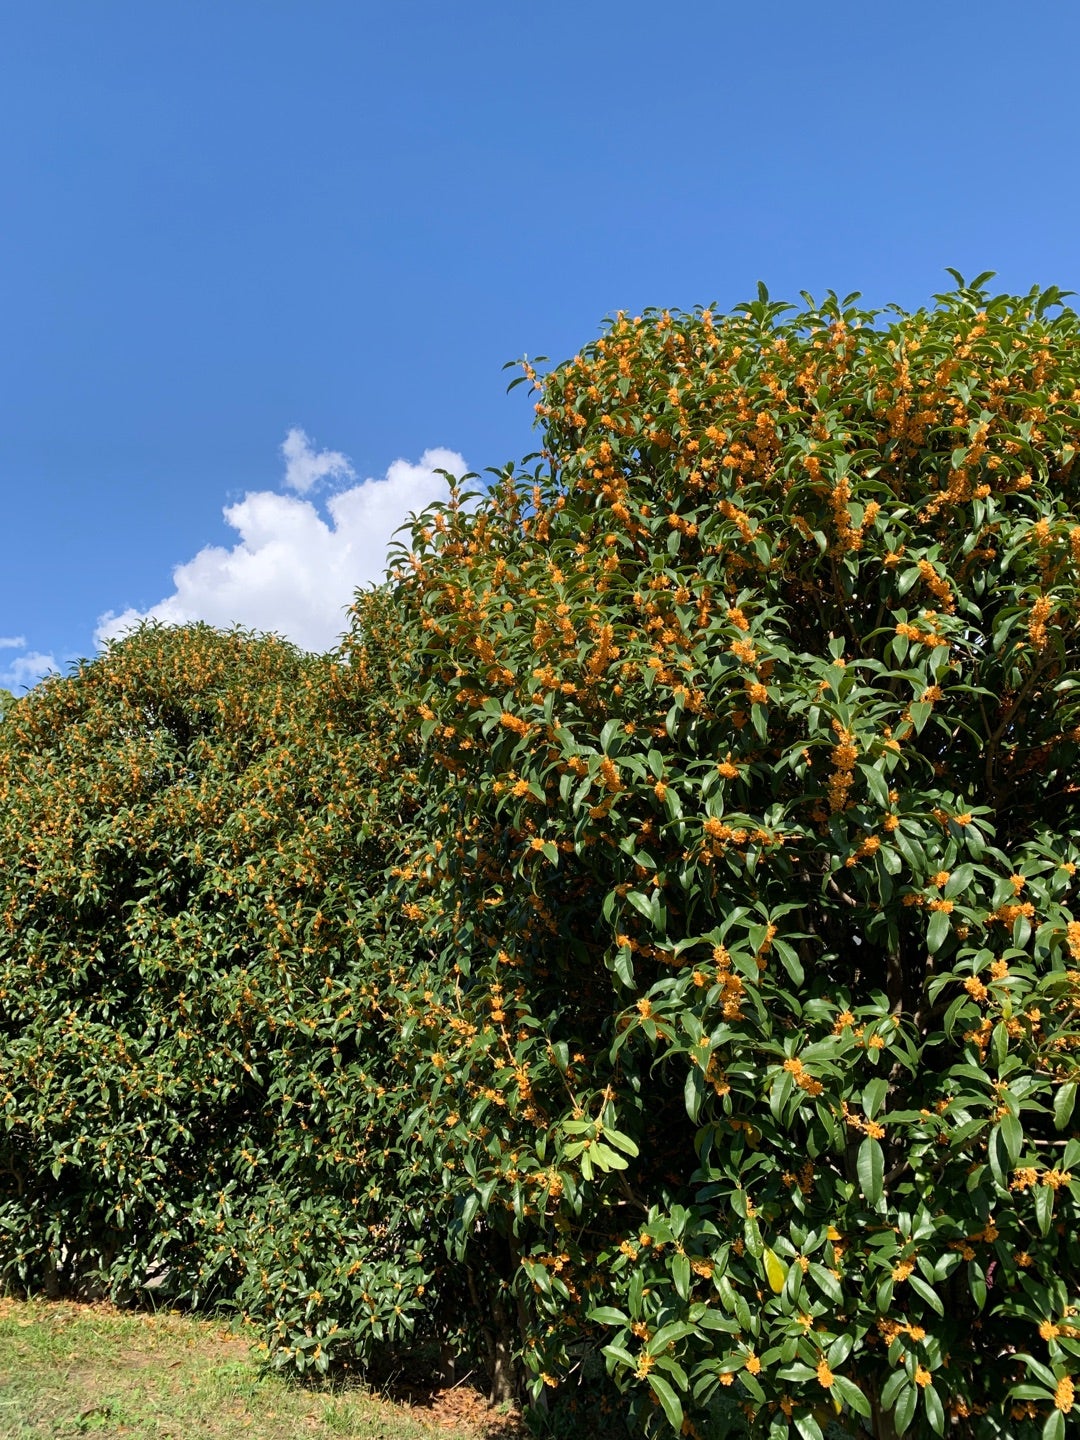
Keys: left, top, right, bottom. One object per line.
{"left": 348, "top": 276, "right": 1080, "bottom": 1438}
{"left": 0, "top": 622, "right": 486, "bottom": 1377}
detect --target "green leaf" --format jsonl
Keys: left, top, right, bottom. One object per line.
{"left": 602, "top": 1342, "right": 638, "bottom": 1373}
{"left": 684, "top": 1065, "right": 705, "bottom": 1123}
{"left": 1043, "top": 1408, "right": 1066, "bottom": 1440}
{"left": 809, "top": 1263, "right": 843, "bottom": 1304}
{"left": 926, "top": 908, "right": 951, "bottom": 953}
{"left": 924, "top": 1382, "right": 945, "bottom": 1435}
{"left": 695, "top": 1312, "right": 739, "bottom": 1335}
{"left": 991, "top": 875, "right": 1017, "bottom": 909}
{"left": 777, "top": 1363, "right": 817, "bottom": 1383}
{"left": 1054, "top": 1082, "right": 1077, "bottom": 1131}
{"left": 459, "top": 1193, "right": 479, "bottom": 1231}
{"left": 881, "top": 1368, "right": 908, "bottom": 1409}
{"left": 738, "top": 1370, "right": 766, "bottom": 1403}
{"left": 992, "top": 1021, "right": 1009, "bottom": 1070}
{"left": 827, "top": 1333, "right": 854, "bottom": 1370}
{"left": 943, "top": 864, "right": 975, "bottom": 898}
{"left": 794, "top": 1412, "right": 824, "bottom": 1440}
{"left": 672, "top": 1251, "right": 692, "bottom": 1300}
{"left": 908, "top": 701, "right": 932, "bottom": 734}
{"left": 769, "top": 1068, "right": 794, "bottom": 1124}
{"left": 600, "top": 718, "right": 622, "bottom": 753}
{"left": 999, "top": 1111, "right": 1023, "bottom": 1166}
{"left": 831, "top": 1374, "right": 871, "bottom": 1417}
{"left": 1018, "top": 1354, "right": 1060, "bottom": 1390}
{"left": 857, "top": 1137, "right": 884, "bottom": 1205}
{"left": 588, "top": 1143, "right": 629, "bottom": 1171}
{"left": 626, "top": 890, "right": 654, "bottom": 921}
{"left": 647, "top": 1372, "right": 683, "bottom": 1432}
{"left": 893, "top": 826, "right": 923, "bottom": 871}
{"left": 603, "top": 1128, "right": 640, "bottom": 1157}
{"left": 1035, "top": 1181, "right": 1054, "bottom": 1236}
{"left": 968, "top": 1264, "right": 987, "bottom": 1311}
{"left": 863, "top": 1077, "right": 888, "bottom": 1119}
{"left": 907, "top": 1273, "right": 944, "bottom": 1315}
{"left": 860, "top": 763, "right": 891, "bottom": 809}
{"left": 611, "top": 945, "right": 635, "bottom": 988}
{"left": 893, "top": 1382, "right": 917, "bottom": 1435}
{"left": 771, "top": 939, "right": 804, "bottom": 986}
{"left": 1008, "top": 1384, "right": 1051, "bottom": 1402}
{"left": 587, "top": 1306, "right": 629, "bottom": 1326}
{"left": 648, "top": 1320, "right": 696, "bottom": 1353}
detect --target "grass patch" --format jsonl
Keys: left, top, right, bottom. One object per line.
{"left": 0, "top": 1297, "right": 527, "bottom": 1439}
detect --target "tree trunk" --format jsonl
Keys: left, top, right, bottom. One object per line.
{"left": 487, "top": 1288, "right": 517, "bottom": 1406}
{"left": 869, "top": 1386, "right": 901, "bottom": 1440}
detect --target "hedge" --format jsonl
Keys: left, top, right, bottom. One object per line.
{"left": 3, "top": 276, "right": 1080, "bottom": 1439}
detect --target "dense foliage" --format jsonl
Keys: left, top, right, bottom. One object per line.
{"left": 0, "top": 624, "right": 492, "bottom": 1378}
{"left": 3, "top": 277, "right": 1080, "bottom": 1440}
{"left": 347, "top": 276, "right": 1080, "bottom": 1439}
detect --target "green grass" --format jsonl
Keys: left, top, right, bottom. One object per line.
{"left": 0, "top": 1297, "right": 525, "bottom": 1440}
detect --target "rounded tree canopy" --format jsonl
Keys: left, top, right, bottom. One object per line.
{"left": 348, "top": 276, "right": 1080, "bottom": 1438}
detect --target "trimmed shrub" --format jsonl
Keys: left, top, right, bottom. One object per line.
{"left": 348, "top": 277, "right": 1080, "bottom": 1437}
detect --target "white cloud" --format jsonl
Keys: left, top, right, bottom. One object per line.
{"left": 281, "top": 426, "right": 357, "bottom": 494}
{"left": 95, "top": 443, "right": 466, "bottom": 655}
{"left": 0, "top": 648, "right": 58, "bottom": 692}
{"left": 0, "top": 636, "right": 26, "bottom": 649}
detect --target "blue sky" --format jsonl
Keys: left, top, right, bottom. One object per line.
{"left": 3, "top": 0, "right": 1079, "bottom": 689}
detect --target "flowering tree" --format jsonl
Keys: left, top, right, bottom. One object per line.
{"left": 351, "top": 275, "right": 1080, "bottom": 1438}
{"left": 3, "top": 278, "right": 1079, "bottom": 1438}
{"left": 0, "top": 623, "right": 487, "bottom": 1378}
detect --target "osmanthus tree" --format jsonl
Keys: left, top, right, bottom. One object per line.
{"left": 349, "top": 276, "right": 1080, "bottom": 1438}
{"left": 0, "top": 622, "right": 484, "bottom": 1378}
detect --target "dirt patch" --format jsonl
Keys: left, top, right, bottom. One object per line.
{"left": 407, "top": 1383, "right": 530, "bottom": 1438}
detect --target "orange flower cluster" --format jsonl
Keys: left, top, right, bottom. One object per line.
{"left": 845, "top": 833, "right": 882, "bottom": 867}
{"left": 1010, "top": 1167, "right": 1073, "bottom": 1191}
{"left": 841, "top": 1100, "right": 886, "bottom": 1140}
{"left": 1055, "top": 1375, "right": 1075, "bottom": 1415}
{"left": 827, "top": 724, "right": 858, "bottom": 813}
{"left": 782, "top": 1055, "right": 824, "bottom": 1097}
{"left": 708, "top": 945, "right": 747, "bottom": 1021}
